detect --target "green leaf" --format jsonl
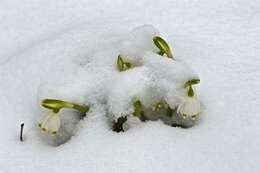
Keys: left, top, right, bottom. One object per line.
{"left": 117, "top": 55, "right": 133, "bottom": 71}
{"left": 124, "top": 62, "right": 132, "bottom": 68}
{"left": 117, "top": 55, "right": 124, "bottom": 71}
{"left": 153, "top": 36, "right": 173, "bottom": 58}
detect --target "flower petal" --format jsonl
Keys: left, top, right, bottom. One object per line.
{"left": 177, "top": 97, "right": 200, "bottom": 117}
{"left": 47, "top": 114, "right": 61, "bottom": 132}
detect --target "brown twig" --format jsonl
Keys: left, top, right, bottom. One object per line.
{"left": 20, "top": 123, "right": 24, "bottom": 141}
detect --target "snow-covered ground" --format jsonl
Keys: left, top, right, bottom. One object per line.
{"left": 0, "top": 0, "right": 260, "bottom": 172}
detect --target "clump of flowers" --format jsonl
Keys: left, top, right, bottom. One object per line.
{"left": 37, "top": 25, "right": 202, "bottom": 136}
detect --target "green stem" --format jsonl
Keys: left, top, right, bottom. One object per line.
{"left": 187, "top": 85, "right": 194, "bottom": 97}
{"left": 184, "top": 79, "right": 200, "bottom": 88}
{"left": 133, "top": 99, "right": 146, "bottom": 121}
{"left": 72, "top": 104, "right": 89, "bottom": 113}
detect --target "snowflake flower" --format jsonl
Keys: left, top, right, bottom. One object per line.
{"left": 177, "top": 85, "right": 201, "bottom": 120}
{"left": 38, "top": 111, "right": 61, "bottom": 135}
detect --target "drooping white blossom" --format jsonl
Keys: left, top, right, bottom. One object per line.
{"left": 38, "top": 111, "right": 61, "bottom": 135}
{"left": 177, "top": 96, "right": 201, "bottom": 119}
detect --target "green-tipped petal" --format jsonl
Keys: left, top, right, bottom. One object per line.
{"left": 42, "top": 127, "right": 47, "bottom": 132}
{"left": 151, "top": 101, "right": 164, "bottom": 112}
{"left": 51, "top": 131, "right": 57, "bottom": 136}
{"left": 37, "top": 123, "right": 42, "bottom": 128}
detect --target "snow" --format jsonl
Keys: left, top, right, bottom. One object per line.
{"left": 142, "top": 52, "right": 199, "bottom": 108}
{"left": 119, "top": 25, "right": 159, "bottom": 64}
{"left": 143, "top": 52, "right": 199, "bottom": 87}
{"left": 1, "top": 0, "right": 260, "bottom": 173}
{"left": 108, "top": 66, "right": 159, "bottom": 119}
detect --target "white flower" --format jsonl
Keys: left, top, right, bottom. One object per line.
{"left": 177, "top": 96, "right": 201, "bottom": 119}
{"left": 122, "top": 116, "right": 141, "bottom": 131}
{"left": 38, "top": 111, "right": 61, "bottom": 135}
{"left": 122, "top": 122, "right": 130, "bottom": 131}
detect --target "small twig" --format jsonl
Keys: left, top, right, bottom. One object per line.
{"left": 20, "top": 123, "right": 24, "bottom": 141}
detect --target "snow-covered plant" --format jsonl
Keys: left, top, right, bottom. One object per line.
{"left": 112, "top": 25, "right": 201, "bottom": 130}
{"left": 119, "top": 25, "right": 160, "bottom": 64}
{"left": 117, "top": 25, "right": 174, "bottom": 71}
{"left": 37, "top": 25, "right": 202, "bottom": 137}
